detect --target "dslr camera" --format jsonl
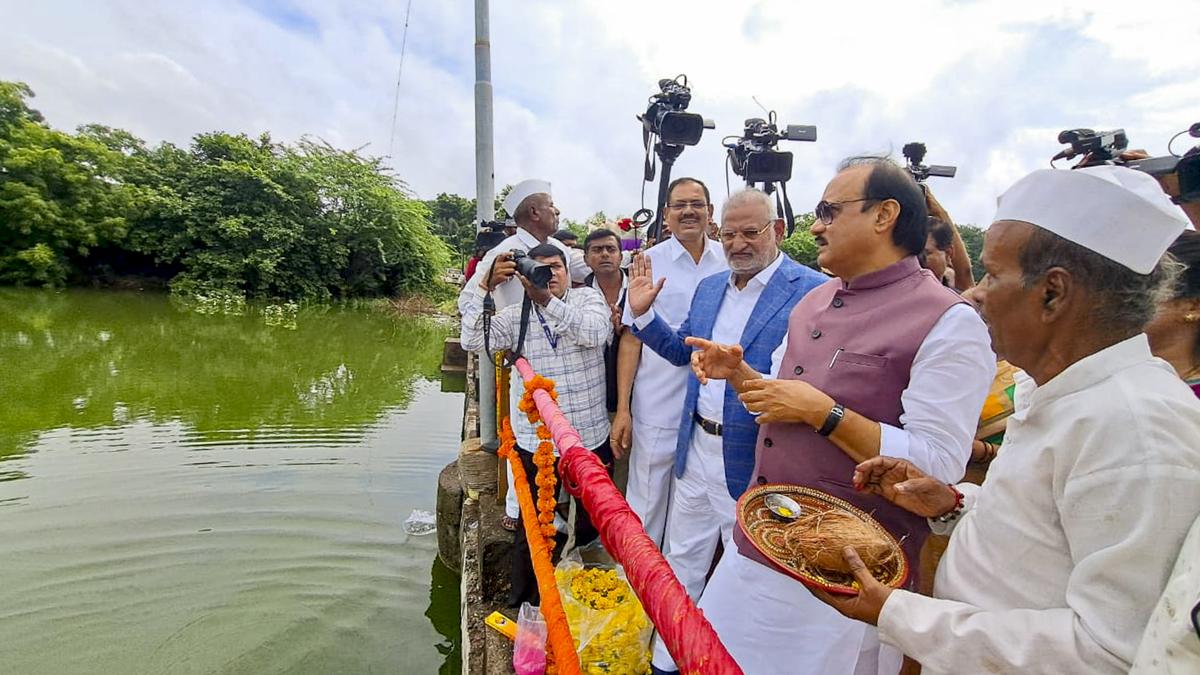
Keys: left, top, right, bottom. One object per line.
{"left": 725, "top": 113, "right": 817, "bottom": 184}
{"left": 509, "top": 249, "right": 553, "bottom": 289}
{"left": 902, "top": 142, "right": 957, "bottom": 183}
{"left": 1055, "top": 124, "right": 1200, "bottom": 203}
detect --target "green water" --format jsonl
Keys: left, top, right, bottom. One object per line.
{"left": 0, "top": 289, "right": 463, "bottom": 675}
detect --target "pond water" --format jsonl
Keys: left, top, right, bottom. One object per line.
{"left": 0, "top": 289, "right": 463, "bottom": 674}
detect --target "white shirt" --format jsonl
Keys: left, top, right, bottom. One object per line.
{"left": 633, "top": 252, "right": 785, "bottom": 424}
{"left": 1130, "top": 514, "right": 1200, "bottom": 674}
{"left": 459, "top": 287, "right": 612, "bottom": 451}
{"left": 878, "top": 334, "right": 1200, "bottom": 675}
{"left": 767, "top": 302, "right": 994, "bottom": 484}
{"left": 457, "top": 227, "right": 591, "bottom": 315}
{"left": 622, "top": 236, "right": 727, "bottom": 428}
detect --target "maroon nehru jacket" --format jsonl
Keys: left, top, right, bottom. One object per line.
{"left": 732, "top": 256, "right": 966, "bottom": 589}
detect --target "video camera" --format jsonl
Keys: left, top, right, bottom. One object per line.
{"left": 474, "top": 219, "right": 509, "bottom": 252}
{"left": 725, "top": 112, "right": 817, "bottom": 185}
{"left": 509, "top": 249, "right": 552, "bottom": 289}
{"left": 636, "top": 75, "right": 715, "bottom": 241}
{"left": 902, "top": 142, "right": 957, "bottom": 183}
{"left": 1054, "top": 124, "right": 1200, "bottom": 203}
{"left": 640, "top": 76, "right": 714, "bottom": 147}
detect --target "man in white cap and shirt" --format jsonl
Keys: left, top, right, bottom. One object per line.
{"left": 811, "top": 165, "right": 1200, "bottom": 675}
{"left": 458, "top": 179, "right": 590, "bottom": 527}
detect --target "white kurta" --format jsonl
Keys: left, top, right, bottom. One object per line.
{"left": 878, "top": 334, "right": 1200, "bottom": 674}
{"left": 1130, "top": 514, "right": 1200, "bottom": 674}
{"left": 620, "top": 236, "right": 726, "bottom": 545}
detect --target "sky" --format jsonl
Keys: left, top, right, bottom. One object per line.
{"left": 2, "top": 0, "right": 1197, "bottom": 227}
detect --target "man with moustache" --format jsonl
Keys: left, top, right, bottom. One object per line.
{"left": 458, "top": 179, "right": 590, "bottom": 530}
{"left": 625, "top": 189, "right": 827, "bottom": 674}
{"left": 611, "top": 177, "right": 727, "bottom": 546}
{"left": 684, "top": 157, "right": 995, "bottom": 675}
{"left": 582, "top": 228, "right": 628, "bottom": 414}
{"left": 811, "top": 166, "right": 1200, "bottom": 675}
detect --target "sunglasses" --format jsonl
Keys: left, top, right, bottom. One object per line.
{"left": 815, "top": 198, "right": 876, "bottom": 224}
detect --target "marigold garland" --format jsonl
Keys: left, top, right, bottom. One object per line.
{"left": 519, "top": 375, "right": 561, "bottom": 551}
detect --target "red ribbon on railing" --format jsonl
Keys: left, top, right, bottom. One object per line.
{"left": 513, "top": 357, "right": 743, "bottom": 675}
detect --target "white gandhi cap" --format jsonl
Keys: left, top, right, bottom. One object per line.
{"left": 502, "top": 179, "right": 552, "bottom": 217}
{"left": 993, "top": 165, "right": 1191, "bottom": 274}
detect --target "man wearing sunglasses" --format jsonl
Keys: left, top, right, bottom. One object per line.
{"left": 625, "top": 189, "right": 827, "bottom": 674}
{"left": 683, "top": 157, "right": 994, "bottom": 675}
{"left": 612, "top": 177, "right": 727, "bottom": 548}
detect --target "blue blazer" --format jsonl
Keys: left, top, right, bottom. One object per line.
{"left": 632, "top": 257, "right": 827, "bottom": 499}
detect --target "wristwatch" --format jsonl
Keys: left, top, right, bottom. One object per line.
{"left": 817, "top": 403, "right": 845, "bottom": 437}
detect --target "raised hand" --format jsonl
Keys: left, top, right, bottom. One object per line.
{"left": 683, "top": 337, "right": 744, "bottom": 385}
{"left": 852, "top": 456, "right": 958, "bottom": 518}
{"left": 626, "top": 253, "right": 664, "bottom": 318}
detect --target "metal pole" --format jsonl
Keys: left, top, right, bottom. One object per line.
{"left": 474, "top": 0, "right": 498, "bottom": 448}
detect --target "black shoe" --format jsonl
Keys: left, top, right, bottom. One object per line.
{"left": 650, "top": 666, "right": 680, "bottom": 675}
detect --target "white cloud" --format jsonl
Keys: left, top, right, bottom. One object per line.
{"left": 1, "top": 0, "right": 1196, "bottom": 228}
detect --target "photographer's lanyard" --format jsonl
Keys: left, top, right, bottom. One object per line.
{"left": 533, "top": 306, "right": 559, "bottom": 350}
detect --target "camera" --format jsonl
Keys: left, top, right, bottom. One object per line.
{"left": 1054, "top": 123, "right": 1200, "bottom": 203}
{"left": 474, "top": 220, "right": 509, "bottom": 252}
{"left": 725, "top": 113, "right": 817, "bottom": 184}
{"left": 640, "top": 76, "right": 714, "bottom": 147}
{"left": 902, "top": 142, "right": 957, "bottom": 182}
{"left": 509, "top": 249, "right": 552, "bottom": 289}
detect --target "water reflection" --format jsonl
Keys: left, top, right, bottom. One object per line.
{"left": 0, "top": 288, "right": 448, "bottom": 459}
{"left": 0, "top": 289, "right": 464, "bottom": 674}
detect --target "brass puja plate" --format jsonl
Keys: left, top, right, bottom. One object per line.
{"left": 736, "top": 483, "right": 909, "bottom": 595}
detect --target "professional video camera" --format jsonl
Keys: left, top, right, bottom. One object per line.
{"left": 640, "top": 76, "right": 712, "bottom": 147}
{"left": 508, "top": 249, "right": 552, "bottom": 288}
{"left": 1054, "top": 124, "right": 1200, "bottom": 203}
{"left": 474, "top": 219, "right": 509, "bottom": 252}
{"left": 725, "top": 112, "right": 817, "bottom": 185}
{"left": 635, "top": 75, "right": 715, "bottom": 241}
{"left": 902, "top": 142, "right": 957, "bottom": 183}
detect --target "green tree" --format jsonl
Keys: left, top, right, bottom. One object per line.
{"left": 424, "top": 192, "right": 477, "bottom": 257}
{"left": 561, "top": 217, "right": 588, "bottom": 241}
{"left": 957, "top": 224, "right": 986, "bottom": 281}
{"left": 780, "top": 212, "right": 820, "bottom": 269}
{"left": 0, "top": 83, "right": 146, "bottom": 286}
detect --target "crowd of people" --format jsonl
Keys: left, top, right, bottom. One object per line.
{"left": 457, "top": 156, "right": 1200, "bottom": 674}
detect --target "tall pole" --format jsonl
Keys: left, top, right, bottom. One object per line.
{"left": 474, "top": 0, "right": 498, "bottom": 448}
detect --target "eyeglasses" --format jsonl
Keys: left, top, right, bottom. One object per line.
{"left": 666, "top": 200, "right": 708, "bottom": 211}
{"left": 815, "top": 198, "right": 876, "bottom": 224}
{"left": 718, "top": 220, "right": 774, "bottom": 243}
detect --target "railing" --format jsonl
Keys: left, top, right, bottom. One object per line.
{"left": 505, "top": 357, "right": 742, "bottom": 675}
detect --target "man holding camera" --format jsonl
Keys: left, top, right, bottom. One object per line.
{"left": 684, "top": 157, "right": 994, "bottom": 675}
{"left": 459, "top": 243, "right": 613, "bottom": 607}
{"left": 458, "top": 179, "right": 591, "bottom": 528}
{"left": 612, "top": 177, "right": 727, "bottom": 547}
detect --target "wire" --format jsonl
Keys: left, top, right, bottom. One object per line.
{"left": 387, "top": 0, "right": 415, "bottom": 159}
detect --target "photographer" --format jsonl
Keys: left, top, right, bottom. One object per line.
{"left": 458, "top": 244, "right": 614, "bottom": 607}
{"left": 458, "top": 178, "right": 591, "bottom": 529}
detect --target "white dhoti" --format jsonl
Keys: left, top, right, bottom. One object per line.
{"left": 695, "top": 548, "right": 901, "bottom": 675}
{"left": 625, "top": 422, "right": 677, "bottom": 547}
{"left": 651, "top": 424, "right": 737, "bottom": 671}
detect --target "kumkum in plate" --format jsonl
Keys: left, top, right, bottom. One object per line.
{"left": 736, "top": 483, "right": 909, "bottom": 595}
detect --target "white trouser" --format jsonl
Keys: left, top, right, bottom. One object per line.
{"left": 625, "top": 422, "right": 678, "bottom": 547}
{"left": 505, "top": 461, "right": 519, "bottom": 519}
{"left": 651, "top": 424, "right": 737, "bottom": 671}
{"left": 693, "top": 548, "right": 902, "bottom": 675}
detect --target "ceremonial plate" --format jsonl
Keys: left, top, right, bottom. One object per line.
{"left": 736, "top": 483, "right": 909, "bottom": 595}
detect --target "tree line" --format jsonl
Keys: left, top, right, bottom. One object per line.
{"left": 1, "top": 81, "right": 453, "bottom": 301}
{"left": 1, "top": 80, "right": 984, "bottom": 300}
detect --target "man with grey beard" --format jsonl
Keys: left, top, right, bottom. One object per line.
{"left": 626, "top": 188, "right": 828, "bottom": 674}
